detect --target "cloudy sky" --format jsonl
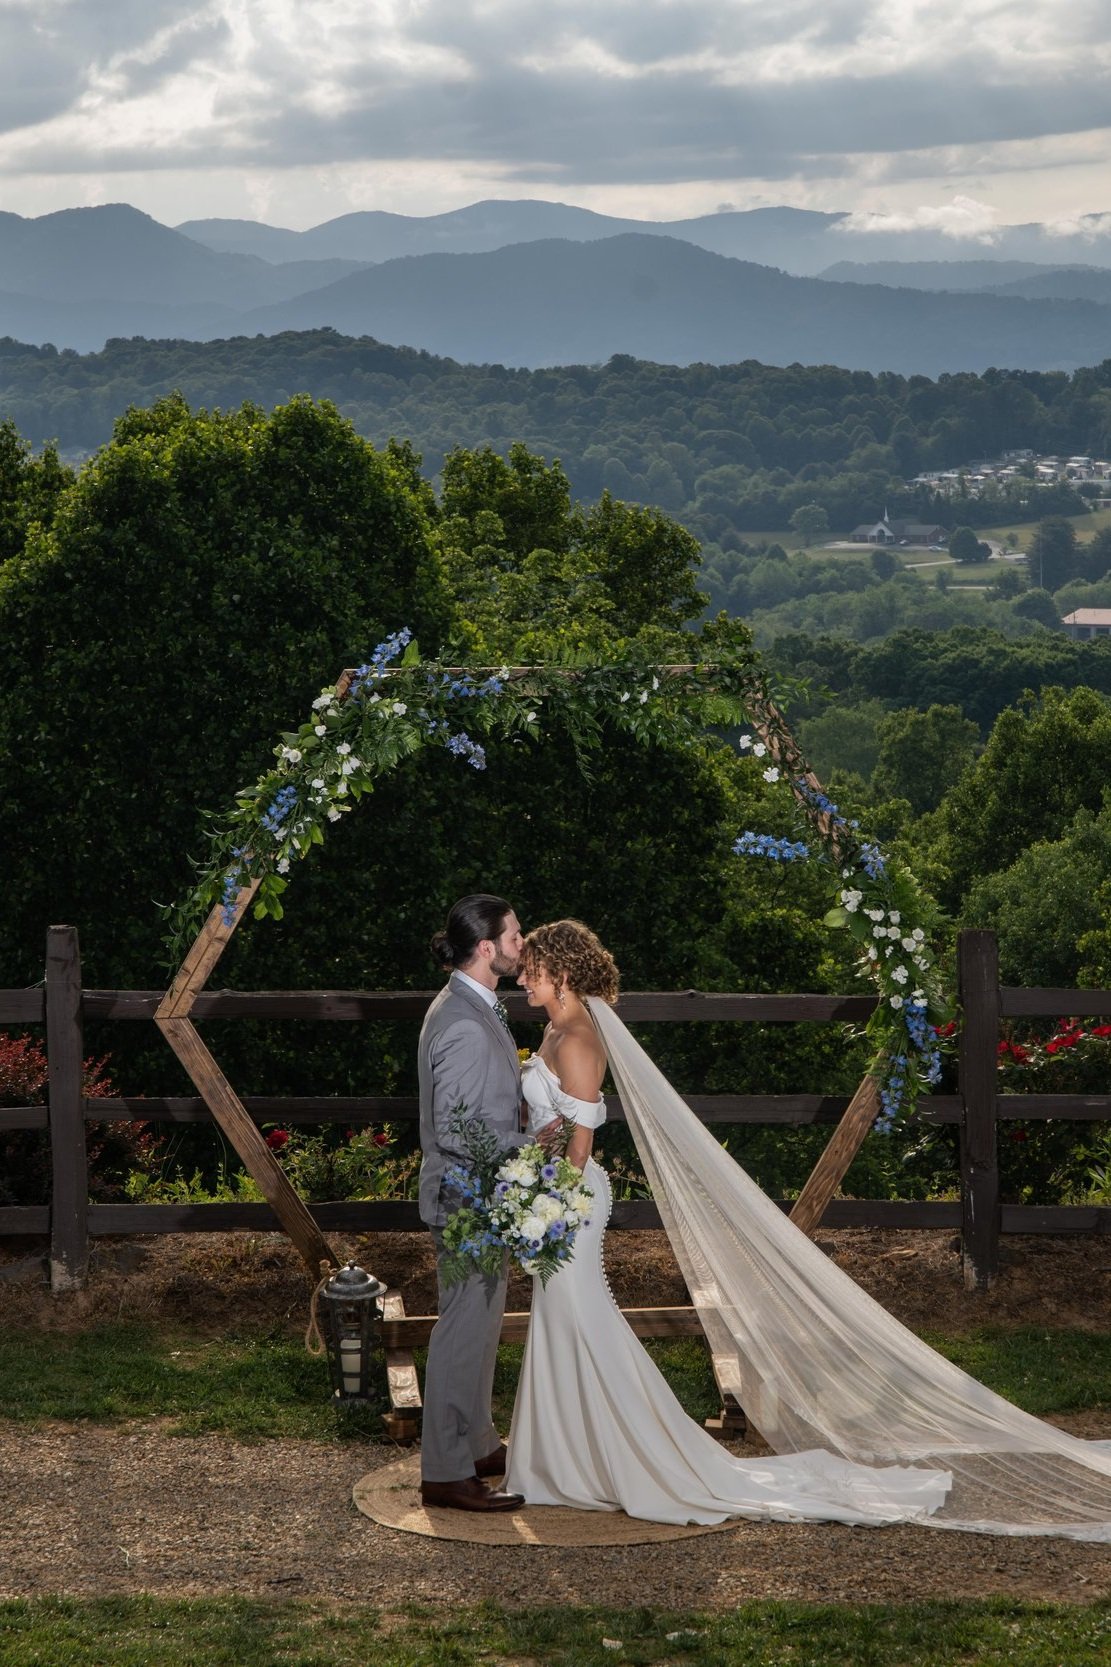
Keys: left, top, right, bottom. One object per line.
{"left": 1, "top": 0, "right": 1109, "bottom": 233}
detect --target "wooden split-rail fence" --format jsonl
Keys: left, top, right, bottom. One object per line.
{"left": 3, "top": 926, "right": 1110, "bottom": 1435}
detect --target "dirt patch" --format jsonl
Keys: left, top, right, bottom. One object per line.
{"left": 1, "top": 1225, "right": 1109, "bottom": 1338}
{"left": 1, "top": 1229, "right": 1110, "bottom": 1608}
{"left": 0, "top": 1420, "right": 1109, "bottom": 1607}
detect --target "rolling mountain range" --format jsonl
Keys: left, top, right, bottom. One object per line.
{"left": 819, "top": 260, "right": 1111, "bottom": 304}
{"left": 4, "top": 202, "right": 1111, "bottom": 375}
{"left": 177, "top": 198, "right": 1111, "bottom": 276}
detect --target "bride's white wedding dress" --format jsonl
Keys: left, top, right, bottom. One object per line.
{"left": 505, "top": 1052, "right": 951, "bottom": 1527}
{"left": 504, "top": 1009, "right": 1111, "bottom": 1538}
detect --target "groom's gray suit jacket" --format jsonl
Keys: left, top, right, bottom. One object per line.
{"left": 418, "top": 973, "right": 523, "bottom": 1228}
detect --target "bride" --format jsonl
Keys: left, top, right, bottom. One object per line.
{"left": 503, "top": 919, "right": 1111, "bottom": 1539}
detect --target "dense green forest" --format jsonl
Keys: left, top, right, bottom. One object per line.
{"left": 0, "top": 330, "right": 1103, "bottom": 549}
{"left": 2, "top": 393, "right": 1110, "bottom": 1212}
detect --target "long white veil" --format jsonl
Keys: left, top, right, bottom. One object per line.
{"left": 587, "top": 997, "right": 1111, "bottom": 1540}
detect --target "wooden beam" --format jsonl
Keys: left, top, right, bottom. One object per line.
{"left": 788, "top": 1076, "right": 882, "bottom": 1236}
{"left": 46, "top": 926, "right": 88, "bottom": 1292}
{"left": 739, "top": 697, "right": 891, "bottom": 1235}
{"left": 0, "top": 990, "right": 45, "bottom": 1023}
{"left": 155, "top": 881, "right": 261, "bottom": 1021}
{"left": 100, "top": 988, "right": 880, "bottom": 1022}
{"left": 152, "top": 666, "right": 362, "bottom": 1275}
{"left": 959, "top": 929, "right": 1001, "bottom": 1291}
{"left": 155, "top": 1015, "right": 337, "bottom": 1274}
{"left": 380, "top": 1305, "right": 708, "bottom": 1350}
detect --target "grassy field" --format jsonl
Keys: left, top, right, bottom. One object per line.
{"left": 0, "top": 1595, "right": 1109, "bottom": 1667}
{"left": 977, "top": 507, "right": 1111, "bottom": 547}
{"left": 0, "top": 1326, "right": 1107, "bottom": 1665}
{"left": 769, "top": 505, "right": 1111, "bottom": 570}
{"left": 0, "top": 1324, "right": 1106, "bottom": 1440}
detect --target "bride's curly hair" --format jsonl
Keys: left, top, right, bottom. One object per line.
{"left": 521, "top": 919, "right": 620, "bottom": 1005}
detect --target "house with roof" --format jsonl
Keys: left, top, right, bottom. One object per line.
{"left": 1062, "top": 608, "right": 1111, "bottom": 640}
{"left": 849, "top": 512, "right": 949, "bottom": 545}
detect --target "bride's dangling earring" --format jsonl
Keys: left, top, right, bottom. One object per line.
{"left": 557, "top": 984, "right": 566, "bottom": 1010}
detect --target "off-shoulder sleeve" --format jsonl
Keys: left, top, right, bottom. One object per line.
{"left": 559, "top": 1090, "right": 607, "bottom": 1130}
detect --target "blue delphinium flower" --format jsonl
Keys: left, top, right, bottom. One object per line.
{"left": 445, "top": 731, "right": 487, "bottom": 770}
{"left": 349, "top": 626, "right": 413, "bottom": 696}
{"left": 859, "top": 841, "right": 886, "bottom": 879}
{"left": 260, "top": 783, "right": 298, "bottom": 835}
{"left": 733, "top": 831, "right": 810, "bottom": 862}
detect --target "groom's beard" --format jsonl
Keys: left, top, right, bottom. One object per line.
{"left": 490, "top": 950, "right": 519, "bottom": 979}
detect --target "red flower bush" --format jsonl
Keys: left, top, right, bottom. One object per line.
{"left": 994, "top": 1020, "right": 1111, "bottom": 1204}
{"left": 0, "top": 1031, "right": 48, "bottom": 1102}
{"left": 0, "top": 1030, "right": 158, "bottom": 1205}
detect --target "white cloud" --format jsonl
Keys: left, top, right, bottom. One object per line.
{"left": 1044, "top": 211, "right": 1111, "bottom": 241}
{"left": 835, "top": 196, "right": 1001, "bottom": 242}
{"left": 0, "top": 1, "right": 1110, "bottom": 228}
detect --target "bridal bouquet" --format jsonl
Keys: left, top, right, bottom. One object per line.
{"left": 441, "top": 1108, "right": 593, "bottom": 1287}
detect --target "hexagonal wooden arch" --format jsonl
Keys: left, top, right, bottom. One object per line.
{"left": 156, "top": 665, "right": 879, "bottom": 1279}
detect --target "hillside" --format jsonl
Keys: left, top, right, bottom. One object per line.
{"left": 231, "top": 235, "right": 1111, "bottom": 375}
{"left": 177, "top": 200, "right": 847, "bottom": 270}
{"left": 176, "top": 199, "right": 1111, "bottom": 276}
{"left": 0, "top": 329, "right": 1100, "bottom": 548}
{"left": 6, "top": 204, "right": 1111, "bottom": 372}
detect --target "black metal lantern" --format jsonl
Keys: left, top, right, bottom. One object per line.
{"left": 320, "top": 1261, "right": 387, "bottom": 1403}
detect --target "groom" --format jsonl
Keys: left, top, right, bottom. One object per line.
{"left": 418, "top": 893, "right": 526, "bottom": 1512}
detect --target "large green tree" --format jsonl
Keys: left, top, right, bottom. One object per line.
{"left": 439, "top": 443, "right": 704, "bottom": 655}
{"left": 871, "top": 704, "right": 980, "bottom": 817}
{"left": 930, "top": 686, "right": 1111, "bottom": 906}
{"left": 0, "top": 393, "right": 451, "bottom": 992}
{"left": 1029, "top": 516, "right": 1080, "bottom": 592}
{"left": 964, "top": 804, "right": 1111, "bottom": 987}
{"left": 0, "top": 419, "right": 71, "bottom": 564}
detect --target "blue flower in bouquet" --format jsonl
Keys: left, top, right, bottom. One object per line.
{"left": 440, "top": 1124, "right": 594, "bottom": 1287}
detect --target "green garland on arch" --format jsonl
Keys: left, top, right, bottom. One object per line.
{"left": 165, "top": 626, "right": 952, "bottom": 1126}
{"left": 163, "top": 627, "right": 763, "bottom": 967}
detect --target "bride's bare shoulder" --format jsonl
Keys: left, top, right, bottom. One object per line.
{"left": 551, "top": 1022, "right": 605, "bottom": 1099}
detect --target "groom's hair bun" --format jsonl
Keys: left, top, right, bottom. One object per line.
{"left": 430, "top": 929, "right": 456, "bottom": 967}
{"left": 431, "top": 893, "right": 513, "bottom": 969}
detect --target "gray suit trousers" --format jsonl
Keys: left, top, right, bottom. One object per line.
{"left": 421, "top": 1227, "right": 508, "bottom": 1482}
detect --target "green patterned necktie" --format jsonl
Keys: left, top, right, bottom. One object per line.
{"left": 494, "top": 997, "right": 511, "bottom": 1031}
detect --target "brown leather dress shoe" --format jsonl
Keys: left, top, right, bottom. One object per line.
{"left": 420, "top": 1476, "right": 524, "bottom": 1513}
{"left": 474, "top": 1443, "right": 508, "bottom": 1479}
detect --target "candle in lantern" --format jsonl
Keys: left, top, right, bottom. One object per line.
{"left": 340, "top": 1337, "right": 362, "bottom": 1395}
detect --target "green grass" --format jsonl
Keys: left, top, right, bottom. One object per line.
{"left": 0, "top": 1325, "right": 1106, "bottom": 1442}
{"left": 0, "top": 1597, "right": 1109, "bottom": 1667}
{"left": 977, "top": 506, "right": 1111, "bottom": 546}
{"left": 0, "top": 1325, "right": 384, "bottom": 1440}
{"left": 923, "top": 1328, "right": 1111, "bottom": 1417}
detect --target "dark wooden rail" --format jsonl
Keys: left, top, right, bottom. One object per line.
{"left": 3, "top": 926, "right": 1110, "bottom": 1291}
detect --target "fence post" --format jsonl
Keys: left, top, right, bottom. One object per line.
{"left": 46, "top": 925, "right": 88, "bottom": 1292}
{"left": 957, "top": 929, "right": 1000, "bottom": 1291}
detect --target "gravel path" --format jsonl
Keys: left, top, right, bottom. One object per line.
{"left": 2, "top": 1419, "right": 1110, "bottom": 1610}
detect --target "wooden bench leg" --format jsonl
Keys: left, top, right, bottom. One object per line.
{"left": 380, "top": 1291, "right": 421, "bottom": 1443}
{"left": 704, "top": 1351, "right": 748, "bottom": 1439}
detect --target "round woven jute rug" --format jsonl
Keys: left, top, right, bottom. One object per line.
{"left": 353, "top": 1453, "right": 736, "bottom": 1546}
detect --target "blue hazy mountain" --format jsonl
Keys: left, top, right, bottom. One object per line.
{"left": 177, "top": 200, "right": 845, "bottom": 271}
{"left": 177, "top": 199, "right": 1111, "bottom": 276}
{"left": 0, "top": 203, "right": 366, "bottom": 308}
{"left": 819, "top": 259, "right": 1111, "bottom": 302}
{"left": 5, "top": 209, "right": 1111, "bottom": 374}
{"left": 227, "top": 234, "right": 1111, "bottom": 376}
